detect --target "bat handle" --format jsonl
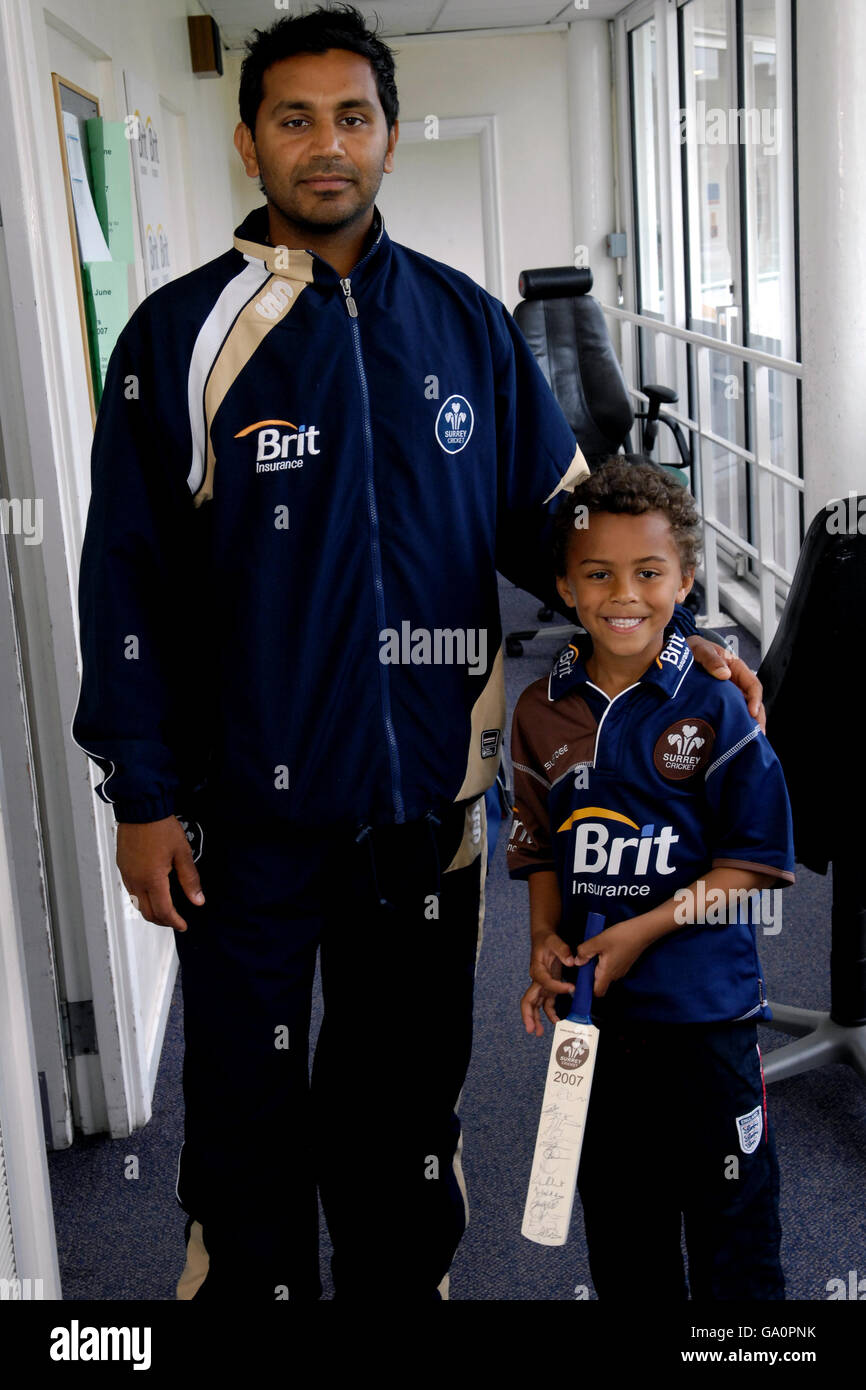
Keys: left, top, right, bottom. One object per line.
{"left": 569, "top": 911, "right": 605, "bottom": 1022}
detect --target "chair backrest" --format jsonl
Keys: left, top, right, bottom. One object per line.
{"left": 514, "top": 266, "right": 634, "bottom": 464}
{"left": 758, "top": 497, "right": 866, "bottom": 872}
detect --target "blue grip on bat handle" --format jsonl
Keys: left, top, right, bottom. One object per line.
{"left": 571, "top": 911, "right": 605, "bottom": 1021}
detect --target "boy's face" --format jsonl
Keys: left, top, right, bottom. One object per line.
{"left": 555, "top": 508, "right": 694, "bottom": 669}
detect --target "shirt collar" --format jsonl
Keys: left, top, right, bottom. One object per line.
{"left": 232, "top": 204, "right": 387, "bottom": 282}
{"left": 547, "top": 628, "right": 694, "bottom": 702}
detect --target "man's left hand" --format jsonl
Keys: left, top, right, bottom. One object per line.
{"left": 686, "top": 636, "right": 766, "bottom": 731}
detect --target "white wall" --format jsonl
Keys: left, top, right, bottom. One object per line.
{"left": 386, "top": 33, "right": 574, "bottom": 312}
{"left": 224, "top": 52, "right": 260, "bottom": 229}
{"left": 376, "top": 133, "right": 487, "bottom": 287}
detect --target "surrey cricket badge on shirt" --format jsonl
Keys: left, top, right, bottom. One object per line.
{"left": 653, "top": 718, "right": 716, "bottom": 780}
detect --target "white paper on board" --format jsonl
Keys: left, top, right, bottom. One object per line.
{"left": 63, "top": 110, "right": 111, "bottom": 262}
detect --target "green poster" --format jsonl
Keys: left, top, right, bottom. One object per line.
{"left": 85, "top": 119, "right": 134, "bottom": 263}
{"left": 82, "top": 261, "right": 129, "bottom": 405}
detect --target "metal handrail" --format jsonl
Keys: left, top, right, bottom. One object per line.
{"left": 601, "top": 303, "right": 802, "bottom": 376}
{"left": 600, "top": 304, "right": 803, "bottom": 653}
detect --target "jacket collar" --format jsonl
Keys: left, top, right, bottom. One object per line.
{"left": 232, "top": 203, "right": 387, "bottom": 283}
{"left": 548, "top": 627, "right": 694, "bottom": 702}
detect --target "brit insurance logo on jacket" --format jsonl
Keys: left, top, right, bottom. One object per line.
{"left": 234, "top": 418, "right": 323, "bottom": 474}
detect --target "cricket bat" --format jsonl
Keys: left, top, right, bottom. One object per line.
{"left": 521, "top": 910, "right": 605, "bottom": 1246}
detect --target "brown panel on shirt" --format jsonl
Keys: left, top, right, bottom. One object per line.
{"left": 507, "top": 677, "right": 598, "bottom": 876}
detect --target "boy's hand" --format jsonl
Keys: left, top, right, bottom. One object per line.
{"left": 574, "top": 920, "right": 648, "bottom": 997}
{"left": 521, "top": 931, "right": 575, "bottom": 1035}
{"left": 686, "top": 636, "right": 766, "bottom": 731}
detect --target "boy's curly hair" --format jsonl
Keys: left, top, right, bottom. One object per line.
{"left": 552, "top": 456, "right": 702, "bottom": 576}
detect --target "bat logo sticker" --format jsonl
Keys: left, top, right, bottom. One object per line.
{"left": 555, "top": 1034, "right": 590, "bottom": 1070}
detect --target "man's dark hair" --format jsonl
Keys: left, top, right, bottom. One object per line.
{"left": 552, "top": 455, "right": 702, "bottom": 576}
{"left": 238, "top": 4, "right": 399, "bottom": 138}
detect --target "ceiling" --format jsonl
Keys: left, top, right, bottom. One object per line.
{"left": 204, "top": 0, "right": 627, "bottom": 53}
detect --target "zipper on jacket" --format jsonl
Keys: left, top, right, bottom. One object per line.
{"left": 340, "top": 278, "right": 358, "bottom": 316}
{"left": 340, "top": 272, "right": 405, "bottom": 822}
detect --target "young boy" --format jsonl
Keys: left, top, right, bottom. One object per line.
{"left": 507, "top": 457, "right": 795, "bottom": 1300}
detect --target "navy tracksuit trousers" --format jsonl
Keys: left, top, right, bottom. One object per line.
{"left": 170, "top": 789, "right": 485, "bottom": 1301}
{"left": 576, "top": 1018, "right": 785, "bottom": 1300}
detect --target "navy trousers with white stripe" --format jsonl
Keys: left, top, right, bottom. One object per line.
{"left": 576, "top": 1017, "right": 784, "bottom": 1300}
{"left": 170, "top": 791, "right": 484, "bottom": 1300}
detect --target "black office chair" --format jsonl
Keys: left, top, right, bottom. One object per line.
{"left": 514, "top": 265, "right": 692, "bottom": 474}
{"left": 756, "top": 500, "right": 866, "bottom": 1083}
{"left": 506, "top": 265, "right": 695, "bottom": 657}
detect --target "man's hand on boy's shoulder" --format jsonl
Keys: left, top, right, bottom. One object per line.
{"left": 685, "top": 636, "right": 766, "bottom": 731}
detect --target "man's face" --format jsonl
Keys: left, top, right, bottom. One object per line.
{"left": 236, "top": 48, "right": 397, "bottom": 235}
{"left": 555, "top": 509, "right": 693, "bottom": 669}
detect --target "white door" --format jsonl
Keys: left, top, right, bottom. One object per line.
{"left": 376, "top": 117, "right": 505, "bottom": 300}
{"left": 0, "top": 396, "right": 72, "bottom": 1152}
{"left": 0, "top": 536, "right": 61, "bottom": 1297}
{"left": 0, "top": 0, "right": 179, "bottom": 1147}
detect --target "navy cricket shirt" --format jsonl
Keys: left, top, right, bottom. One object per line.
{"left": 507, "top": 630, "right": 796, "bottom": 1024}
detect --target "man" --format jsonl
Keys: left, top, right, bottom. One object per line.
{"left": 72, "top": 5, "right": 762, "bottom": 1301}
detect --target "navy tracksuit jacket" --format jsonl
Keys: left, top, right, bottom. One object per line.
{"left": 71, "top": 203, "right": 594, "bottom": 831}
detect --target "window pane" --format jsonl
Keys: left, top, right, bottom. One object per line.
{"left": 680, "top": 0, "right": 737, "bottom": 329}
{"left": 746, "top": 365, "right": 801, "bottom": 576}
{"left": 741, "top": 0, "right": 800, "bottom": 574}
{"left": 742, "top": 0, "right": 794, "bottom": 353}
{"left": 630, "top": 19, "right": 665, "bottom": 316}
{"left": 705, "top": 347, "right": 748, "bottom": 534}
